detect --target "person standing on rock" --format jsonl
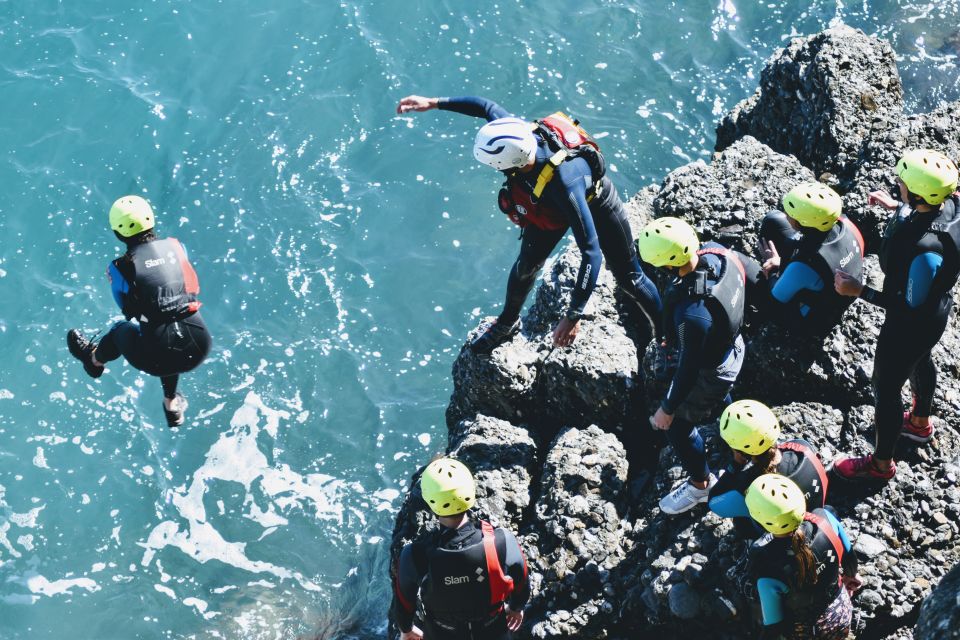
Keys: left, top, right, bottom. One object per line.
{"left": 637, "top": 217, "right": 750, "bottom": 514}
{"left": 745, "top": 474, "right": 860, "bottom": 640}
{"left": 834, "top": 149, "right": 960, "bottom": 481}
{"left": 709, "top": 400, "right": 829, "bottom": 534}
{"left": 391, "top": 457, "right": 529, "bottom": 640}
{"left": 757, "top": 182, "right": 865, "bottom": 335}
{"left": 67, "top": 196, "right": 212, "bottom": 428}
{"left": 395, "top": 94, "right": 662, "bottom": 354}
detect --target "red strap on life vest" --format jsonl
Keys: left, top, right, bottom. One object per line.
{"left": 778, "top": 442, "right": 828, "bottom": 508}
{"left": 697, "top": 247, "right": 746, "bottom": 282}
{"left": 840, "top": 215, "right": 866, "bottom": 256}
{"left": 803, "top": 512, "right": 845, "bottom": 584}
{"left": 392, "top": 556, "right": 416, "bottom": 614}
{"left": 480, "top": 520, "right": 514, "bottom": 606}
{"left": 169, "top": 238, "right": 202, "bottom": 312}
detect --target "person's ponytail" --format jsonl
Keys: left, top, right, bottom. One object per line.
{"left": 791, "top": 527, "right": 818, "bottom": 589}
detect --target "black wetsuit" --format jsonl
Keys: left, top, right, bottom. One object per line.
{"left": 438, "top": 96, "right": 662, "bottom": 339}
{"left": 858, "top": 198, "right": 960, "bottom": 459}
{"left": 391, "top": 518, "right": 529, "bottom": 640}
{"left": 95, "top": 237, "right": 211, "bottom": 399}
{"left": 758, "top": 211, "right": 864, "bottom": 335}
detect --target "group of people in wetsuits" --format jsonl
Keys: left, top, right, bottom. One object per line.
{"left": 386, "top": 94, "right": 960, "bottom": 640}
{"left": 62, "top": 92, "right": 958, "bottom": 640}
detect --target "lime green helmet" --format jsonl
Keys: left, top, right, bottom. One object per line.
{"left": 637, "top": 217, "right": 700, "bottom": 267}
{"left": 420, "top": 457, "right": 476, "bottom": 516}
{"left": 745, "top": 474, "right": 806, "bottom": 534}
{"left": 109, "top": 195, "right": 155, "bottom": 237}
{"left": 719, "top": 400, "right": 781, "bottom": 455}
{"left": 782, "top": 182, "right": 843, "bottom": 230}
{"left": 896, "top": 149, "right": 959, "bottom": 206}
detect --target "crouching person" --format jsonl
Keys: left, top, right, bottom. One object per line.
{"left": 391, "top": 458, "right": 530, "bottom": 640}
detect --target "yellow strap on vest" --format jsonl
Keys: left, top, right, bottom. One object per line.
{"left": 532, "top": 150, "right": 568, "bottom": 200}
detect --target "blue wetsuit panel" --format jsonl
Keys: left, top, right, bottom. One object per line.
{"left": 438, "top": 96, "right": 511, "bottom": 121}
{"left": 771, "top": 261, "right": 823, "bottom": 306}
{"left": 107, "top": 261, "right": 130, "bottom": 312}
{"left": 662, "top": 299, "right": 713, "bottom": 413}
{"left": 757, "top": 577, "right": 790, "bottom": 625}
{"left": 906, "top": 252, "right": 943, "bottom": 308}
{"left": 708, "top": 490, "right": 750, "bottom": 518}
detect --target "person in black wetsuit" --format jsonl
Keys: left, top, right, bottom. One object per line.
{"left": 709, "top": 399, "right": 829, "bottom": 535}
{"left": 756, "top": 182, "right": 865, "bottom": 335}
{"left": 636, "top": 217, "right": 756, "bottom": 514}
{"left": 833, "top": 149, "right": 960, "bottom": 481}
{"left": 67, "top": 196, "right": 212, "bottom": 428}
{"left": 395, "top": 94, "right": 662, "bottom": 353}
{"left": 391, "top": 458, "right": 529, "bottom": 640}
{"left": 744, "top": 474, "right": 861, "bottom": 640}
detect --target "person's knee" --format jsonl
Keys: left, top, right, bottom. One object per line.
{"left": 513, "top": 259, "right": 544, "bottom": 282}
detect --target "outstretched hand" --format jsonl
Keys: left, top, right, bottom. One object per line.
{"left": 867, "top": 189, "right": 898, "bottom": 210}
{"left": 505, "top": 607, "right": 524, "bottom": 632}
{"left": 552, "top": 317, "right": 581, "bottom": 347}
{"left": 396, "top": 95, "right": 437, "bottom": 114}
{"left": 761, "top": 239, "right": 781, "bottom": 277}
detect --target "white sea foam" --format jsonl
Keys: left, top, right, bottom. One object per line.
{"left": 139, "top": 391, "right": 365, "bottom": 593}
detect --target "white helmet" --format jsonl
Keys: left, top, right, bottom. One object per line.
{"left": 473, "top": 117, "right": 538, "bottom": 171}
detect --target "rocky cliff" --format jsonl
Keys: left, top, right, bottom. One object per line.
{"left": 389, "top": 26, "right": 960, "bottom": 640}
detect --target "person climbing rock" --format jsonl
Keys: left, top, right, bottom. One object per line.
{"left": 391, "top": 458, "right": 529, "bottom": 640}
{"left": 395, "top": 94, "right": 662, "bottom": 354}
{"left": 636, "top": 217, "right": 753, "bottom": 514}
{"left": 833, "top": 149, "right": 960, "bottom": 481}
{"left": 67, "top": 195, "right": 211, "bottom": 428}
{"left": 745, "top": 474, "right": 861, "bottom": 640}
{"left": 709, "top": 400, "right": 829, "bottom": 534}
{"left": 756, "top": 182, "right": 865, "bottom": 335}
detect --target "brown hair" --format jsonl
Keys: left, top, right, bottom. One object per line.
{"left": 753, "top": 448, "right": 779, "bottom": 474}
{"left": 791, "top": 527, "right": 818, "bottom": 589}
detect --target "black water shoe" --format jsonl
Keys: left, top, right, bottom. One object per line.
{"left": 67, "top": 329, "right": 104, "bottom": 379}
{"left": 469, "top": 319, "right": 520, "bottom": 355}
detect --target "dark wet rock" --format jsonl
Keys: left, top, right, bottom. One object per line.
{"left": 653, "top": 136, "right": 814, "bottom": 255}
{"left": 527, "top": 425, "right": 632, "bottom": 639}
{"left": 915, "top": 561, "right": 960, "bottom": 639}
{"left": 716, "top": 25, "right": 903, "bottom": 184}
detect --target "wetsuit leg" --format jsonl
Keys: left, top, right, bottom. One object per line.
{"left": 665, "top": 416, "right": 710, "bottom": 483}
{"left": 590, "top": 186, "right": 662, "bottom": 339}
{"left": 908, "top": 352, "right": 937, "bottom": 418}
{"left": 872, "top": 313, "right": 948, "bottom": 459}
{"left": 757, "top": 211, "right": 800, "bottom": 259}
{"left": 94, "top": 321, "right": 141, "bottom": 364}
{"left": 93, "top": 314, "right": 211, "bottom": 378}
{"left": 499, "top": 226, "right": 566, "bottom": 325}
{"left": 161, "top": 376, "right": 180, "bottom": 400}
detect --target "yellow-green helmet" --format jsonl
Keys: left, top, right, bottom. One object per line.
{"left": 745, "top": 474, "right": 806, "bottom": 534}
{"left": 420, "top": 457, "right": 476, "bottom": 516}
{"left": 637, "top": 217, "right": 700, "bottom": 267}
{"left": 109, "top": 195, "right": 155, "bottom": 237}
{"left": 896, "top": 149, "right": 959, "bottom": 206}
{"left": 719, "top": 400, "right": 781, "bottom": 454}
{"left": 782, "top": 182, "right": 843, "bottom": 230}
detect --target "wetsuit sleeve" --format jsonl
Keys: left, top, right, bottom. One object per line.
{"left": 662, "top": 302, "right": 711, "bottom": 414}
{"left": 501, "top": 529, "right": 530, "bottom": 610}
{"left": 770, "top": 261, "right": 824, "bottom": 304}
{"left": 708, "top": 490, "right": 751, "bottom": 518}
{"left": 390, "top": 544, "right": 422, "bottom": 633}
{"left": 437, "top": 96, "right": 511, "bottom": 121}
{"left": 557, "top": 158, "right": 603, "bottom": 316}
{"left": 757, "top": 577, "right": 789, "bottom": 626}
{"left": 906, "top": 252, "right": 943, "bottom": 308}
{"left": 106, "top": 260, "right": 138, "bottom": 319}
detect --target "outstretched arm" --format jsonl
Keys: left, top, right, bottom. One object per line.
{"left": 397, "top": 95, "right": 511, "bottom": 121}
{"left": 390, "top": 545, "right": 422, "bottom": 634}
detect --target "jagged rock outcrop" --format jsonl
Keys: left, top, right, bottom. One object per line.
{"left": 389, "top": 25, "right": 960, "bottom": 640}
{"left": 653, "top": 136, "right": 814, "bottom": 255}
{"left": 914, "top": 561, "right": 960, "bottom": 639}
{"left": 716, "top": 25, "right": 903, "bottom": 184}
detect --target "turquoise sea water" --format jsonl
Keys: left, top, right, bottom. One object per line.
{"left": 0, "top": 1, "right": 957, "bottom": 638}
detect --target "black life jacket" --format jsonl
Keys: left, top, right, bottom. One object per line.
{"left": 693, "top": 245, "right": 746, "bottom": 343}
{"left": 788, "top": 216, "right": 865, "bottom": 325}
{"left": 777, "top": 440, "right": 828, "bottom": 511}
{"left": 752, "top": 508, "right": 845, "bottom": 620}
{"left": 419, "top": 520, "right": 514, "bottom": 622}
{"left": 497, "top": 112, "right": 605, "bottom": 231}
{"left": 879, "top": 194, "right": 960, "bottom": 312}
{"left": 125, "top": 238, "right": 201, "bottom": 323}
